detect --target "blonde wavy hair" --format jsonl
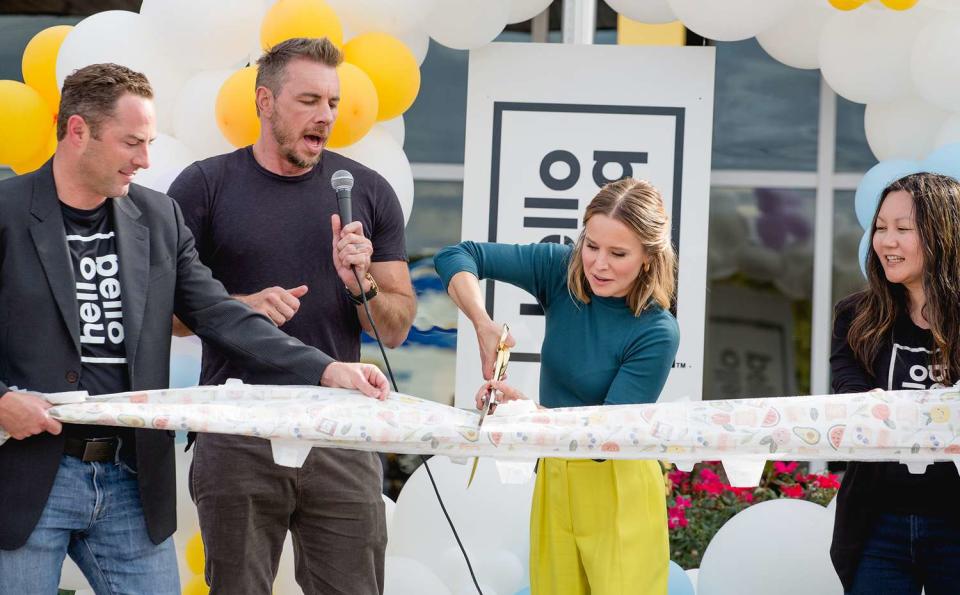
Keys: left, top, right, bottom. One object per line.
{"left": 566, "top": 178, "right": 676, "bottom": 316}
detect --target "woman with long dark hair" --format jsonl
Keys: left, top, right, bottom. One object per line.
{"left": 831, "top": 172, "right": 960, "bottom": 594}
{"left": 436, "top": 177, "right": 679, "bottom": 595}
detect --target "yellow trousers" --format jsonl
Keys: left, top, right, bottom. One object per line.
{"left": 530, "top": 458, "right": 669, "bottom": 595}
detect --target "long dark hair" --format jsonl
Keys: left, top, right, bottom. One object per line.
{"left": 848, "top": 173, "right": 960, "bottom": 383}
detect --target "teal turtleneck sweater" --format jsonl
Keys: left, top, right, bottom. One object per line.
{"left": 435, "top": 241, "right": 679, "bottom": 408}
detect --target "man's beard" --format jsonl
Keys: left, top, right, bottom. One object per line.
{"left": 271, "top": 115, "right": 322, "bottom": 170}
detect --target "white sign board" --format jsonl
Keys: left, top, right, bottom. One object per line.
{"left": 455, "top": 43, "right": 715, "bottom": 407}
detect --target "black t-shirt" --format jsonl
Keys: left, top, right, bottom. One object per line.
{"left": 60, "top": 200, "right": 135, "bottom": 463}
{"left": 168, "top": 147, "right": 407, "bottom": 384}
{"left": 831, "top": 293, "right": 959, "bottom": 513}
{"left": 830, "top": 292, "right": 960, "bottom": 588}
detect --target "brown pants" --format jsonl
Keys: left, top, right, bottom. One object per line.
{"left": 189, "top": 434, "right": 386, "bottom": 595}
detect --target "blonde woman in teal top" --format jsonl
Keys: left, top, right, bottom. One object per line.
{"left": 435, "top": 178, "right": 679, "bottom": 595}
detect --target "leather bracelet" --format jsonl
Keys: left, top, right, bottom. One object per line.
{"left": 346, "top": 273, "right": 379, "bottom": 305}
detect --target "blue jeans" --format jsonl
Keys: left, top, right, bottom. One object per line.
{"left": 847, "top": 512, "right": 960, "bottom": 595}
{"left": 0, "top": 454, "right": 180, "bottom": 595}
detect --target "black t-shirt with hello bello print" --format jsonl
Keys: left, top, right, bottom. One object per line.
{"left": 60, "top": 200, "right": 135, "bottom": 466}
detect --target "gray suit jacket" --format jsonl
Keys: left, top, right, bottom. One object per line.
{"left": 0, "top": 161, "right": 334, "bottom": 549}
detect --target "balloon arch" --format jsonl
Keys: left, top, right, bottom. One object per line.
{"left": 6, "top": 1, "right": 960, "bottom": 594}
{"left": 4, "top": 0, "right": 960, "bottom": 203}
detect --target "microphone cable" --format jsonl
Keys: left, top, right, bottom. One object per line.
{"left": 352, "top": 267, "right": 484, "bottom": 595}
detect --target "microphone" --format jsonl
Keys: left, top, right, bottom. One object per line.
{"left": 331, "top": 169, "right": 354, "bottom": 226}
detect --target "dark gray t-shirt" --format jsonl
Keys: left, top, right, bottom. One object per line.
{"left": 168, "top": 147, "right": 407, "bottom": 384}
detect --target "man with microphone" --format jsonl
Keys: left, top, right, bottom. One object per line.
{"left": 168, "top": 37, "right": 416, "bottom": 595}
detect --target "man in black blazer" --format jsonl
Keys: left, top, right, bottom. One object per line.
{"left": 0, "top": 63, "right": 389, "bottom": 594}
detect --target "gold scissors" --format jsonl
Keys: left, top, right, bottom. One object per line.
{"left": 477, "top": 323, "right": 511, "bottom": 429}
{"left": 468, "top": 324, "right": 511, "bottom": 487}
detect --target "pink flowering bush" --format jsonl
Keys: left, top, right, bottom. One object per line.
{"left": 666, "top": 461, "right": 840, "bottom": 569}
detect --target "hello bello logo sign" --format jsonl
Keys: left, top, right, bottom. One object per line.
{"left": 456, "top": 43, "right": 715, "bottom": 406}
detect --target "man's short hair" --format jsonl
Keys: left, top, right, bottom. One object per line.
{"left": 56, "top": 63, "right": 153, "bottom": 141}
{"left": 255, "top": 37, "right": 343, "bottom": 111}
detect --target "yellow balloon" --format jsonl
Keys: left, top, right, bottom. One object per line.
{"left": 344, "top": 33, "right": 421, "bottom": 122}
{"left": 327, "top": 63, "right": 378, "bottom": 149}
{"left": 21, "top": 25, "right": 72, "bottom": 114}
{"left": 0, "top": 80, "right": 55, "bottom": 166}
{"left": 216, "top": 66, "right": 261, "bottom": 148}
{"left": 182, "top": 574, "right": 209, "bottom": 595}
{"left": 261, "top": 0, "right": 343, "bottom": 50}
{"left": 185, "top": 532, "right": 205, "bottom": 576}
{"left": 880, "top": 0, "right": 918, "bottom": 8}
{"left": 10, "top": 126, "right": 57, "bottom": 175}
{"left": 828, "top": 0, "right": 867, "bottom": 9}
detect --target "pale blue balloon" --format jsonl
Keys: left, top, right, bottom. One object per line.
{"left": 513, "top": 588, "right": 530, "bottom": 595}
{"left": 168, "top": 353, "right": 201, "bottom": 388}
{"left": 669, "top": 561, "right": 695, "bottom": 595}
{"left": 845, "top": 143, "right": 960, "bottom": 280}
{"left": 853, "top": 144, "right": 960, "bottom": 233}
{"left": 853, "top": 159, "right": 921, "bottom": 230}
{"left": 924, "top": 142, "right": 960, "bottom": 178}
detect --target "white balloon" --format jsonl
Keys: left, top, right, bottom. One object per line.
{"left": 247, "top": 2, "right": 273, "bottom": 66}
{"left": 134, "top": 134, "right": 198, "bottom": 194}
{"left": 60, "top": 556, "right": 92, "bottom": 591}
{"left": 435, "top": 545, "right": 523, "bottom": 593}
{"left": 173, "top": 446, "right": 199, "bottom": 540}
{"left": 382, "top": 493, "right": 397, "bottom": 536}
{"left": 274, "top": 533, "right": 305, "bottom": 595}
{"left": 337, "top": 128, "right": 415, "bottom": 225}
{"left": 911, "top": 18, "right": 960, "bottom": 113}
{"left": 56, "top": 11, "right": 189, "bottom": 134}
{"left": 174, "top": 70, "right": 237, "bottom": 160}
{"left": 685, "top": 568, "right": 700, "bottom": 592}
{"left": 378, "top": 117, "right": 406, "bottom": 147}
{"left": 506, "top": 0, "right": 553, "bottom": 24}
{"left": 424, "top": 0, "right": 510, "bottom": 50}
{"left": 327, "top": 0, "right": 437, "bottom": 37}
{"left": 697, "top": 499, "right": 841, "bottom": 595}
{"left": 140, "top": 0, "right": 264, "bottom": 71}
{"left": 819, "top": 7, "right": 926, "bottom": 105}
{"left": 926, "top": 0, "right": 960, "bottom": 11}
{"left": 605, "top": 0, "right": 676, "bottom": 25}
{"left": 864, "top": 96, "right": 949, "bottom": 161}
{"left": 386, "top": 458, "right": 533, "bottom": 586}
{"left": 455, "top": 583, "right": 498, "bottom": 595}
{"left": 485, "top": 549, "right": 526, "bottom": 595}
{"left": 666, "top": 0, "right": 799, "bottom": 42}
{"left": 436, "top": 545, "right": 479, "bottom": 589}
{"left": 756, "top": 0, "right": 832, "bottom": 70}
{"left": 171, "top": 444, "right": 199, "bottom": 588}
{"left": 396, "top": 26, "right": 431, "bottom": 66}
{"left": 935, "top": 113, "right": 960, "bottom": 148}
{"left": 384, "top": 556, "right": 452, "bottom": 595}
